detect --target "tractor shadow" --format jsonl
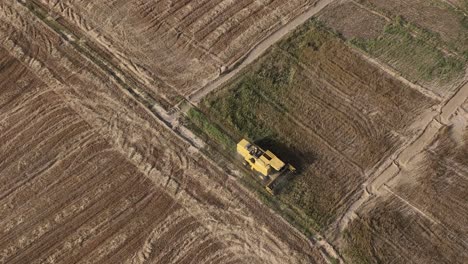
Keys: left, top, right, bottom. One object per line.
{"left": 255, "top": 137, "right": 316, "bottom": 195}
{"left": 255, "top": 138, "right": 316, "bottom": 173}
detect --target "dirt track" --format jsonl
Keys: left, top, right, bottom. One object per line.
{"left": 35, "top": 0, "right": 320, "bottom": 104}
{"left": 2, "top": 0, "right": 467, "bottom": 262}
{"left": 189, "top": 0, "right": 336, "bottom": 103}
{"left": 338, "top": 79, "right": 468, "bottom": 233}
{"left": 0, "top": 1, "right": 328, "bottom": 263}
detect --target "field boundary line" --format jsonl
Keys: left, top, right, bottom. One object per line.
{"left": 16, "top": 2, "right": 336, "bottom": 262}
{"left": 349, "top": 47, "right": 443, "bottom": 101}
{"left": 384, "top": 185, "right": 468, "bottom": 248}
{"left": 348, "top": 0, "right": 391, "bottom": 22}
{"left": 7, "top": 4, "right": 251, "bottom": 261}
{"left": 336, "top": 78, "right": 468, "bottom": 232}
{"left": 188, "top": 0, "right": 337, "bottom": 104}
{"left": 383, "top": 185, "right": 441, "bottom": 225}
{"left": 29, "top": 0, "right": 184, "bottom": 105}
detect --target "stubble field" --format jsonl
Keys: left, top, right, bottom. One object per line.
{"left": 34, "top": 0, "right": 319, "bottom": 105}
{"left": 187, "top": 10, "right": 468, "bottom": 262}
{"left": 317, "top": 1, "right": 468, "bottom": 262}
{"left": 0, "top": 1, "right": 326, "bottom": 263}
{"left": 2, "top": 0, "right": 468, "bottom": 263}
{"left": 343, "top": 124, "right": 468, "bottom": 263}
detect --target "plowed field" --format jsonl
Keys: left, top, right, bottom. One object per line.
{"left": 35, "top": 0, "right": 319, "bottom": 104}
{"left": 0, "top": 1, "right": 325, "bottom": 263}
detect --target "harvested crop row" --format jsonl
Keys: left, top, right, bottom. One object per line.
{"left": 0, "top": 2, "right": 322, "bottom": 263}
{"left": 36, "top": 0, "right": 318, "bottom": 99}
{"left": 0, "top": 46, "right": 221, "bottom": 264}
{"left": 343, "top": 194, "right": 468, "bottom": 264}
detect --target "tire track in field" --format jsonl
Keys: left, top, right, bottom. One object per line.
{"left": 189, "top": 0, "right": 337, "bottom": 102}
{"left": 4, "top": 168, "right": 145, "bottom": 264}
{"left": 3, "top": 2, "right": 328, "bottom": 260}
{"left": 337, "top": 79, "right": 468, "bottom": 234}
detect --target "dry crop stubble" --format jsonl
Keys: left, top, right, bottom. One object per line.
{"left": 343, "top": 128, "right": 468, "bottom": 263}
{"left": 35, "top": 0, "right": 319, "bottom": 101}
{"left": 0, "top": 1, "right": 324, "bottom": 263}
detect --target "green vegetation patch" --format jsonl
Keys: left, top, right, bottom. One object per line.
{"left": 194, "top": 17, "right": 434, "bottom": 232}
{"left": 198, "top": 20, "right": 360, "bottom": 230}
{"left": 186, "top": 108, "right": 235, "bottom": 151}
{"left": 342, "top": 223, "right": 375, "bottom": 264}
{"left": 350, "top": 17, "right": 465, "bottom": 84}
{"left": 186, "top": 103, "right": 321, "bottom": 235}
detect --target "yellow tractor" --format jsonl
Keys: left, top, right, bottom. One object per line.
{"left": 237, "top": 139, "right": 296, "bottom": 194}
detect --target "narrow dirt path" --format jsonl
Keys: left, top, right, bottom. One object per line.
{"left": 337, "top": 79, "right": 468, "bottom": 232}
{"left": 188, "top": 0, "right": 337, "bottom": 104}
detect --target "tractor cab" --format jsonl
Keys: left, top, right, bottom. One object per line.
{"left": 237, "top": 139, "right": 296, "bottom": 194}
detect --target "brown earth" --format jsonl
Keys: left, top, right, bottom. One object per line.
{"left": 2, "top": 0, "right": 467, "bottom": 263}
{"left": 0, "top": 1, "right": 326, "bottom": 263}
{"left": 337, "top": 78, "right": 468, "bottom": 263}
{"left": 396, "top": 126, "right": 468, "bottom": 241}
{"left": 343, "top": 124, "right": 468, "bottom": 263}
{"left": 343, "top": 194, "right": 468, "bottom": 264}
{"left": 317, "top": 0, "right": 387, "bottom": 39}
{"left": 35, "top": 0, "right": 319, "bottom": 104}
{"left": 356, "top": 0, "right": 468, "bottom": 51}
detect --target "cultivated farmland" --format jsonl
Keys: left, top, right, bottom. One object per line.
{"left": 319, "top": 0, "right": 468, "bottom": 95}
{"left": 0, "top": 1, "right": 326, "bottom": 263}
{"left": 317, "top": 2, "right": 468, "bottom": 261}
{"left": 34, "top": 0, "right": 319, "bottom": 105}
{"left": 343, "top": 123, "right": 468, "bottom": 264}
{"left": 2, "top": 0, "right": 468, "bottom": 263}
{"left": 190, "top": 19, "right": 436, "bottom": 231}
{"left": 188, "top": 12, "right": 468, "bottom": 262}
